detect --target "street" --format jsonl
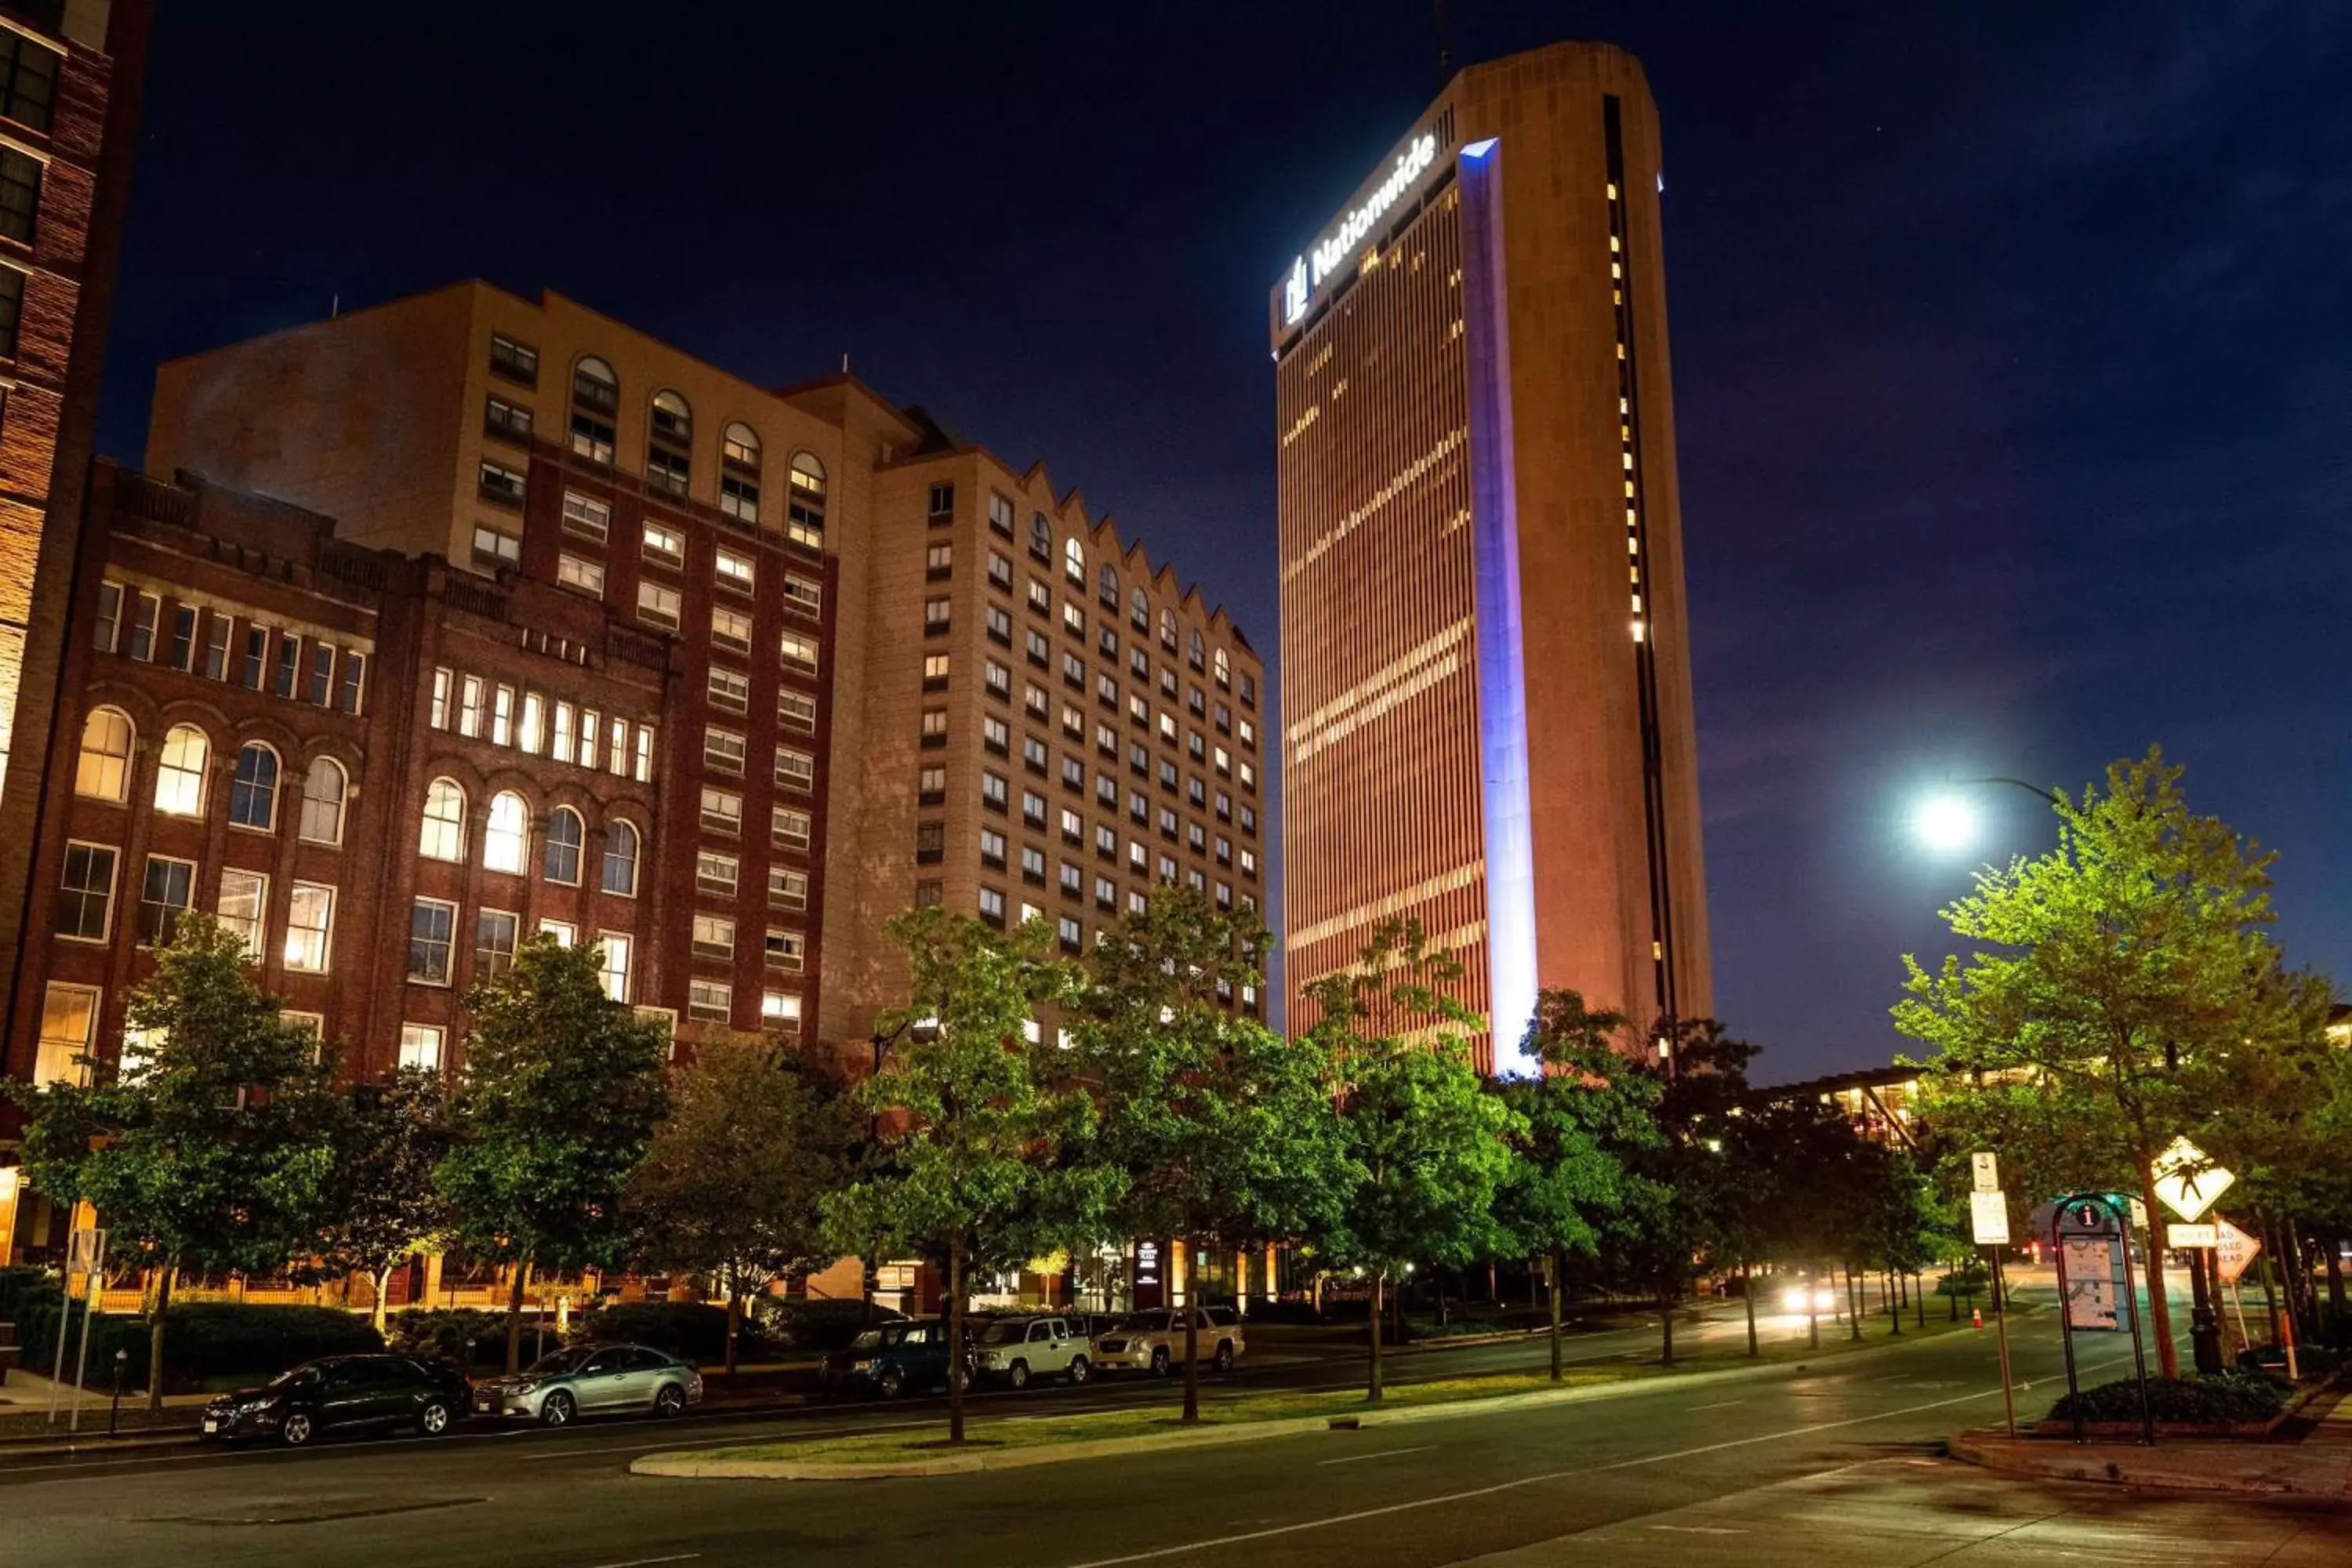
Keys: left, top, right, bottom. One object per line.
{"left": 5, "top": 1292, "right": 2342, "bottom": 1567}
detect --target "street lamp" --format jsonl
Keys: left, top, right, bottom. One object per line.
{"left": 1910, "top": 776, "right": 2063, "bottom": 857}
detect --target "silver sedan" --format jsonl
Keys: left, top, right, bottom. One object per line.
{"left": 470, "top": 1343, "right": 703, "bottom": 1427}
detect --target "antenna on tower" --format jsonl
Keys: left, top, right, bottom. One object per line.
{"left": 1434, "top": 0, "right": 1450, "bottom": 85}
{"left": 841, "top": 353, "right": 851, "bottom": 375}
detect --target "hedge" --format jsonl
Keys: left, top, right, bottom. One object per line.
{"left": 5, "top": 1298, "right": 381, "bottom": 1393}
{"left": 2047, "top": 1370, "right": 2288, "bottom": 1426}
{"left": 388, "top": 1307, "right": 517, "bottom": 1370}
{"left": 753, "top": 1296, "right": 904, "bottom": 1352}
{"left": 575, "top": 1300, "right": 765, "bottom": 1363}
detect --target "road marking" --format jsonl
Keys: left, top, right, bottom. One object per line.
{"left": 1316, "top": 1444, "right": 1435, "bottom": 1467}
{"left": 1055, "top": 1355, "right": 2134, "bottom": 1568}
{"left": 1686, "top": 1400, "right": 1742, "bottom": 1411}
{"left": 586, "top": 1556, "right": 702, "bottom": 1568}
{"left": 1650, "top": 1525, "right": 1745, "bottom": 1535}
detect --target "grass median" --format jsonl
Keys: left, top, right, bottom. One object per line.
{"left": 658, "top": 1309, "right": 1982, "bottom": 1469}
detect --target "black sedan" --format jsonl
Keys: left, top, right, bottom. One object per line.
{"left": 201, "top": 1353, "right": 470, "bottom": 1446}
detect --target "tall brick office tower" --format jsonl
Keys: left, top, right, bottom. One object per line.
{"left": 1272, "top": 42, "right": 1710, "bottom": 1072}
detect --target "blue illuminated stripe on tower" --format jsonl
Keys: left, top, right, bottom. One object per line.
{"left": 1458, "top": 136, "right": 1538, "bottom": 1078}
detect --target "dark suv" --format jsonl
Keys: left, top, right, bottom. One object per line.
{"left": 817, "top": 1318, "right": 971, "bottom": 1400}
{"left": 201, "top": 1354, "right": 471, "bottom": 1446}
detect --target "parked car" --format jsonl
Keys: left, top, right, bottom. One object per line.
{"left": 469, "top": 1342, "right": 703, "bottom": 1427}
{"left": 817, "top": 1317, "right": 970, "bottom": 1399}
{"left": 971, "top": 1314, "right": 1091, "bottom": 1388}
{"left": 201, "top": 1354, "right": 470, "bottom": 1447}
{"left": 1089, "top": 1306, "right": 1244, "bottom": 1376}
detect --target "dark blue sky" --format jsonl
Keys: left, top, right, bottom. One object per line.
{"left": 98, "top": 4, "right": 2352, "bottom": 1082}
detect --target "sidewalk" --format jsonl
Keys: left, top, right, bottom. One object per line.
{"left": 1951, "top": 1385, "right": 2352, "bottom": 1500}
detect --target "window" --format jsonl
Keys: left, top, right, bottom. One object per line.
{"left": 924, "top": 709, "right": 951, "bottom": 749}
{"left": 540, "top": 919, "right": 577, "bottom": 947}
{"left": 570, "top": 358, "right": 617, "bottom": 463}
{"left": 0, "top": 260, "right": 21, "bottom": 359}
{"left": 688, "top": 977, "right": 730, "bottom": 1020}
{"left": 408, "top": 898, "right": 457, "bottom": 985}
{"left": 636, "top": 723, "right": 655, "bottom": 782}
{"left": 154, "top": 724, "right": 209, "bottom": 816}
{"left": 34, "top": 985, "right": 96, "bottom": 1088}
{"left": 978, "top": 886, "right": 1006, "bottom": 925}
{"left": 982, "top": 772, "right": 1008, "bottom": 811}
{"left": 229, "top": 743, "right": 278, "bottom": 830}
{"left": 779, "top": 631, "right": 819, "bottom": 673}
{"left": 473, "top": 525, "right": 520, "bottom": 569}
{"left": 484, "top": 791, "right": 528, "bottom": 873}
{"left": 918, "top": 765, "right": 947, "bottom": 806}
{"left": 761, "top": 990, "right": 803, "bottom": 1028}
{"left": 770, "top": 747, "right": 812, "bottom": 792}
{"left": 74, "top": 708, "right": 133, "bottom": 802}
{"left": 704, "top": 725, "right": 747, "bottom": 774}
{"left": 213, "top": 868, "right": 268, "bottom": 956}
{"left": 1063, "top": 535, "right": 1085, "bottom": 582}
{"left": 1240, "top": 672, "right": 1256, "bottom": 706}
{"left": 399, "top": 1024, "right": 445, "bottom": 1073}
{"left": 485, "top": 393, "right": 532, "bottom": 445}
{"left": 598, "top": 934, "right": 633, "bottom": 1004}
{"left": 770, "top": 866, "right": 810, "bottom": 909}
{"left": 648, "top": 390, "right": 692, "bottom": 496}
{"left": 552, "top": 701, "right": 575, "bottom": 764}
{"left": 240, "top": 624, "right": 268, "bottom": 690}
{"left": 284, "top": 882, "right": 334, "bottom": 971}
{"left": 476, "top": 909, "right": 520, "bottom": 979}
{"left": 55, "top": 842, "right": 115, "bottom": 941}
{"left": 700, "top": 786, "right": 742, "bottom": 836}
{"left": 985, "top": 659, "right": 1011, "bottom": 699}
{"left": 692, "top": 914, "right": 735, "bottom": 961}
{"left": 715, "top": 547, "right": 755, "bottom": 593}
{"left": 916, "top": 821, "right": 945, "bottom": 863}
{"left": 923, "top": 652, "right": 952, "bottom": 691}
{"left": 989, "top": 491, "right": 1015, "bottom": 535}
{"left": 986, "top": 604, "right": 1012, "bottom": 644}
{"left": 561, "top": 489, "right": 611, "bottom": 541}
{"left": 93, "top": 581, "right": 124, "bottom": 652}
{"left": 988, "top": 550, "right": 1013, "bottom": 590}
{"left": 557, "top": 553, "right": 605, "bottom": 596}
{"left": 642, "top": 519, "right": 685, "bottom": 565}
{"left": 708, "top": 666, "right": 750, "bottom": 713}
{"left": 489, "top": 332, "right": 539, "bottom": 384}
{"left": 164, "top": 604, "right": 196, "bottom": 670}
{"left": 638, "top": 581, "right": 682, "bottom": 630}
{"left": 702, "top": 606, "right": 751, "bottom": 655}
{"left": 778, "top": 689, "right": 817, "bottom": 733}
{"left": 1058, "top": 916, "right": 1082, "bottom": 951}
{"left": 782, "top": 573, "right": 823, "bottom": 617}
{"left": 1023, "top": 736, "right": 1047, "bottom": 772}
{"left": 1059, "top": 860, "right": 1083, "bottom": 895}
{"left": 697, "top": 850, "right": 739, "bottom": 896}
{"left": 1021, "top": 845, "right": 1045, "bottom": 883}
{"left": 1026, "top": 630, "right": 1050, "bottom": 666}
{"left": 478, "top": 460, "right": 527, "bottom": 507}
{"left": 1099, "top": 563, "right": 1120, "bottom": 606}
{"left": 924, "top": 597, "right": 951, "bottom": 634}
{"left": 928, "top": 481, "right": 956, "bottom": 522}
{"left": 1022, "top": 790, "right": 1046, "bottom": 828}
{"left": 786, "top": 452, "right": 826, "bottom": 549}
{"left": 720, "top": 422, "right": 762, "bottom": 524}
{"left": 543, "top": 806, "right": 584, "bottom": 884}
{"left": 1029, "top": 513, "right": 1051, "bottom": 559}
{"left": 1028, "top": 579, "right": 1051, "bottom": 615}
{"left": 519, "top": 692, "right": 544, "bottom": 754}
{"left": 926, "top": 542, "right": 953, "bottom": 578}
{"left": 603, "top": 820, "right": 641, "bottom": 895}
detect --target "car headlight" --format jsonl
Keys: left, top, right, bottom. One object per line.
{"left": 1813, "top": 1287, "right": 1837, "bottom": 1312}
{"left": 1780, "top": 1288, "right": 1807, "bottom": 1312}
{"left": 510, "top": 1378, "right": 541, "bottom": 1394}
{"left": 852, "top": 1359, "right": 877, "bottom": 1374}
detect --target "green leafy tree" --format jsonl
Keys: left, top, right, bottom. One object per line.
{"left": 1308, "top": 920, "right": 1521, "bottom": 1403}
{"left": 10, "top": 914, "right": 339, "bottom": 1407}
{"left": 821, "top": 909, "right": 1113, "bottom": 1444}
{"left": 1073, "top": 888, "right": 1348, "bottom": 1421}
{"left": 628, "top": 1032, "right": 861, "bottom": 1373}
{"left": 437, "top": 935, "right": 670, "bottom": 1372}
{"left": 1896, "top": 749, "right": 2321, "bottom": 1378}
{"left": 308, "top": 1065, "right": 452, "bottom": 1335}
{"left": 1496, "top": 989, "right": 1648, "bottom": 1377}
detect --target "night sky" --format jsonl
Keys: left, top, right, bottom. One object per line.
{"left": 96, "top": 4, "right": 2352, "bottom": 1082}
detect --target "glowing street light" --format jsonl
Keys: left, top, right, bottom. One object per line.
{"left": 1910, "top": 793, "right": 1980, "bottom": 855}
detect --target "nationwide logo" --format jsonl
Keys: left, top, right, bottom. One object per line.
{"left": 1282, "top": 132, "right": 1441, "bottom": 325}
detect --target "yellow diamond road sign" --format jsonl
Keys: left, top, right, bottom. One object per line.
{"left": 2151, "top": 1136, "right": 2234, "bottom": 1224}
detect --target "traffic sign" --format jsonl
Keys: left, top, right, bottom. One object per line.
{"left": 2215, "top": 1218, "right": 2261, "bottom": 1284}
{"left": 2165, "top": 1223, "right": 2217, "bottom": 1249}
{"left": 2151, "top": 1136, "right": 2234, "bottom": 1223}
{"left": 1970, "top": 1189, "right": 2010, "bottom": 1245}
{"left": 1970, "top": 1152, "right": 1999, "bottom": 1193}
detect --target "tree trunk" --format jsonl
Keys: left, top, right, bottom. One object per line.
{"left": 1658, "top": 1276, "right": 1675, "bottom": 1367}
{"left": 144, "top": 1264, "right": 175, "bottom": 1411}
{"left": 1367, "top": 1270, "right": 1385, "bottom": 1403}
{"left": 2134, "top": 1163, "right": 2180, "bottom": 1379}
{"left": 948, "top": 1233, "right": 967, "bottom": 1445}
{"left": 372, "top": 1263, "right": 394, "bottom": 1338}
{"left": 1742, "top": 1263, "right": 1758, "bottom": 1356}
{"left": 1181, "top": 1237, "right": 1202, "bottom": 1425}
{"left": 724, "top": 1263, "right": 743, "bottom": 1377}
{"left": 2327, "top": 1236, "right": 2346, "bottom": 1348}
{"left": 1887, "top": 1272, "right": 1901, "bottom": 1335}
{"left": 1845, "top": 1265, "right": 1863, "bottom": 1341}
{"left": 504, "top": 1259, "right": 528, "bottom": 1374}
{"left": 1915, "top": 1272, "right": 1926, "bottom": 1329}
{"left": 1548, "top": 1251, "right": 1564, "bottom": 1381}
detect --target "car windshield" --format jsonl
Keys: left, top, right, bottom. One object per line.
{"left": 977, "top": 1321, "right": 1029, "bottom": 1345}
{"left": 1114, "top": 1313, "right": 1167, "bottom": 1331}
{"left": 849, "top": 1330, "right": 884, "bottom": 1350}
{"left": 523, "top": 1348, "right": 597, "bottom": 1375}
{"left": 267, "top": 1364, "right": 318, "bottom": 1389}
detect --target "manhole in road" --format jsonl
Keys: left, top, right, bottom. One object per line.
{"left": 151, "top": 1495, "right": 488, "bottom": 1527}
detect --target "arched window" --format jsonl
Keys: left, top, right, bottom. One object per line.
{"left": 1029, "top": 512, "right": 1051, "bottom": 558}
{"left": 543, "top": 805, "right": 583, "bottom": 884}
{"left": 299, "top": 756, "right": 347, "bottom": 844}
{"left": 569, "top": 357, "right": 619, "bottom": 465}
{"left": 648, "top": 390, "right": 691, "bottom": 499}
{"left": 229, "top": 742, "right": 279, "bottom": 829}
{"left": 1214, "top": 647, "right": 1229, "bottom": 685}
{"left": 786, "top": 452, "right": 826, "bottom": 549}
{"left": 602, "top": 819, "right": 641, "bottom": 897}
{"left": 1189, "top": 630, "right": 1206, "bottom": 670}
{"left": 74, "top": 707, "right": 134, "bottom": 802}
{"left": 154, "top": 724, "right": 210, "bottom": 816}
{"left": 419, "top": 777, "right": 466, "bottom": 862}
{"left": 483, "top": 790, "right": 528, "bottom": 874}
{"left": 1099, "top": 563, "right": 1119, "bottom": 607}
{"left": 1131, "top": 586, "right": 1149, "bottom": 630}
{"left": 1064, "top": 535, "right": 1085, "bottom": 583}
{"left": 720, "top": 422, "right": 762, "bottom": 525}
{"left": 1159, "top": 608, "right": 1176, "bottom": 649}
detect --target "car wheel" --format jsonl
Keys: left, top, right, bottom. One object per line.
{"left": 280, "top": 1410, "right": 316, "bottom": 1448}
{"left": 417, "top": 1399, "right": 452, "bottom": 1436}
{"left": 1007, "top": 1359, "right": 1031, "bottom": 1391}
{"left": 1149, "top": 1346, "right": 1171, "bottom": 1377}
{"left": 1067, "top": 1356, "right": 1091, "bottom": 1385}
{"left": 1214, "top": 1341, "right": 1235, "bottom": 1372}
{"left": 540, "top": 1390, "right": 576, "bottom": 1428}
{"left": 878, "top": 1367, "right": 905, "bottom": 1399}
{"left": 655, "top": 1383, "right": 686, "bottom": 1418}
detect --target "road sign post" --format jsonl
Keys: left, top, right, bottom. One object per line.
{"left": 65, "top": 1228, "right": 107, "bottom": 1434}
{"left": 1968, "top": 1167, "right": 2016, "bottom": 1439}
{"left": 2050, "top": 1192, "right": 2154, "bottom": 1446}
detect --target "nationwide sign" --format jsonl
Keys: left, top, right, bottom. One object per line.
{"left": 1272, "top": 113, "right": 1457, "bottom": 345}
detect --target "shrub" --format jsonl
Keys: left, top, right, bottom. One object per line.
{"left": 575, "top": 1300, "right": 764, "bottom": 1363}
{"left": 2047, "top": 1371, "right": 2288, "bottom": 1426}
{"left": 751, "top": 1296, "right": 903, "bottom": 1352}
{"left": 389, "top": 1307, "right": 514, "bottom": 1370}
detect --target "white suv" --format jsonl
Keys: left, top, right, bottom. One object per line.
{"left": 970, "top": 1315, "right": 1091, "bottom": 1389}
{"left": 1089, "top": 1307, "right": 1244, "bottom": 1377}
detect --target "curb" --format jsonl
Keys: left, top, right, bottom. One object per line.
{"left": 1947, "top": 1427, "right": 2345, "bottom": 1498}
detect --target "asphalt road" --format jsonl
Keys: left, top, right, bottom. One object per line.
{"left": 5, "top": 1290, "right": 2343, "bottom": 1567}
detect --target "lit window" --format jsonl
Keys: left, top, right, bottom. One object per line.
{"left": 557, "top": 553, "right": 605, "bottom": 596}
{"left": 419, "top": 778, "right": 466, "bottom": 862}
{"left": 697, "top": 851, "right": 740, "bottom": 896}
{"left": 398, "top": 1023, "right": 445, "bottom": 1072}
{"left": 721, "top": 423, "right": 763, "bottom": 524}
{"left": 713, "top": 607, "right": 753, "bottom": 653}
{"left": 34, "top": 983, "right": 97, "bottom": 1087}
{"left": 598, "top": 933, "right": 633, "bottom": 1004}
{"left": 638, "top": 582, "right": 682, "bottom": 630}
{"left": 691, "top": 913, "right": 735, "bottom": 960}
{"left": 701, "top": 786, "right": 743, "bottom": 836}
{"left": 716, "top": 548, "right": 755, "bottom": 593}
{"left": 540, "top": 919, "right": 577, "bottom": 947}
{"left": 216, "top": 868, "right": 267, "bottom": 957}
{"left": 492, "top": 684, "right": 514, "bottom": 746}
{"left": 786, "top": 452, "right": 826, "bottom": 550}
{"left": 760, "top": 989, "right": 803, "bottom": 1028}
{"left": 782, "top": 574, "right": 823, "bottom": 617}
{"left": 519, "top": 692, "right": 544, "bottom": 754}
{"left": 284, "top": 882, "right": 335, "bottom": 972}
{"left": 643, "top": 520, "right": 686, "bottom": 564}
{"left": 779, "top": 631, "right": 819, "bottom": 673}
{"left": 483, "top": 791, "right": 528, "bottom": 874}
{"left": 154, "top": 724, "right": 210, "bottom": 817}
{"left": 74, "top": 707, "right": 134, "bottom": 802}
{"left": 473, "top": 525, "right": 520, "bottom": 568}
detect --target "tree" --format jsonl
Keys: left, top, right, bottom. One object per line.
{"left": 1496, "top": 990, "right": 1648, "bottom": 1378}
{"left": 1073, "top": 887, "right": 1348, "bottom": 1422}
{"left": 628, "top": 1032, "right": 861, "bottom": 1374}
{"left": 821, "top": 909, "right": 1114, "bottom": 1444}
{"left": 10, "top": 915, "right": 340, "bottom": 1407}
{"left": 309, "top": 1066, "right": 452, "bottom": 1335}
{"left": 1896, "top": 749, "right": 2320, "bottom": 1379}
{"left": 1308, "top": 920, "right": 1520, "bottom": 1403}
{"left": 437, "top": 935, "right": 670, "bottom": 1372}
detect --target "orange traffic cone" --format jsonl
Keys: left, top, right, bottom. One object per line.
{"left": 1972, "top": 1308, "right": 1983, "bottom": 1330}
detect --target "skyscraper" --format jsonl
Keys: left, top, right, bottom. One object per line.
{"left": 1272, "top": 42, "right": 1710, "bottom": 1072}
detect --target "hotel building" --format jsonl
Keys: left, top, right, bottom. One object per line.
{"left": 1272, "top": 41, "right": 1711, "bottom": 1070}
